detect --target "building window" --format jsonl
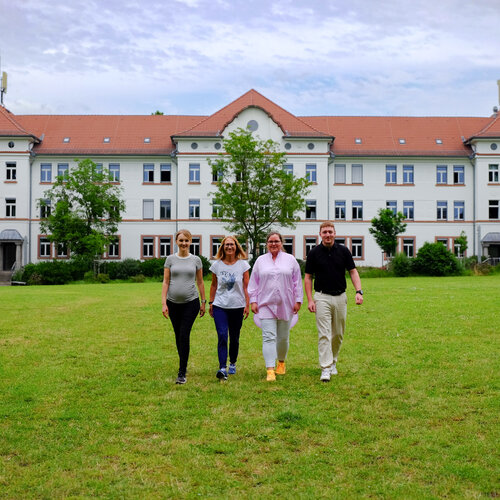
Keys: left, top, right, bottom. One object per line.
{"left": 453, "top": 239, "right": 465, "bottom": 258}
{"left": 352, "top": 201, "right": 363, "bottom": 220}
{"left": 453, "top": 165, "right": 464, "bottom": 184}
{"left": 41, "top": 163, "right": 52, "bottom": 183}
{"left": 437, "top": 201, "right": 448, "bottom": 220}
{"left": 190, "top": 237, "right": 200, "bottom": 256}
{"left": 160, "top": 200, "right": 171, "bottom": 220}
{"left": 211, "top": 237, "right": 223, "bottom": 258}
{"left": 143, "top": 199, "right": 154, "bottom": 220}
{"left": 335, "top": 237, "right": 346, "bottom": 245}
{"left": 386, "top": 165, "right": 397, "bottom": 184}
{"left": 159, "top": 237, "right": 172, "bottom": 258}
{"left": 454, "top": 201, "right": 465, "bottom": 220}
{"left": 95, "top": 163, "right": 103, "bottom": 175}
{"left": 403, "top": 200, "right": 414, "bottom": 220}
{"left": 142, "top": 237, "right": 154, "bottom": 258}
{"left": 189, "top": 199, "right": 200, "bottom": 219}
{"left": 305, "top": 200, "right": 317, "bottom": 219}
{"left": 40, "top": 199, "right": 51, "bottom": 218}
{"left": 189, "top": 163, "right": 200, "bottom": 183}
{"left": 57, "top": 243, "right": 68, "bottom": 258}
{"left": 5, "top": 198, "right": 16, "bottom": 217}
{"left": 283, "top": 237, "right": 294, "bottom": 255}
{"left": 352, "top": 164, "right": 363, "bottom": 184}
{"left": 212, "top": 198, "right": 222, "bottom": 219}
{"left": 212, "top": 167, "right": 223, "bottom": 182}
{"left": 109, "top": 163, "right": 120, "bottom": 182}
{"left": 306, "top": 164, "right": 317, "bottom": 183}
{"left": 305, "top": 237, "right": 318, "bottom": 256}
{"left": 351, "top": 238, "right": 363, "bottom": 259}
{"left": 335, "top": 200, "right": 346, "bottom": 220}
{"left": 39, "top": 237, "right": 51, "bottom": 258}
{"left": 402, "top": 238, "right": 415, "bottom": 257}
{"left": 6, "top": 162, "right": 16, "bottom": 181}
{"left": 403, "top": 165, "right": 414, "bottom": 184}
{"left": 283, "top": 164, "right": 293, "bottom": 176}
{"left": 143, "top": 164, "right": 154, "bottom": 182}
{"left": 160, "top": 164, "right": 171, "bottom": 183}
{"left": 489, "top": 200, "right": 499, "bottom": 219}
{"left": 108, "top": 238, "right": 120, "bottom": 258}
{"left": 386, "top": 201, "right": 397, "bottom": 215}
{"left": 489, "top": 164, "right": 499, "bottom": 183}
{"left": 334, "top": 164, "right": 346, "bottom": 184}
{"left": 436, "top": 165, "right": 447, "bottom": 184}
{"left": 436, "top": 238, "right": 449, "bottom": 248}
{"left": 57, "top": 163, "right": 69, "bottom": 180}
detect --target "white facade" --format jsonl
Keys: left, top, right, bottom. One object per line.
{"left": 1, "top": 91, "right": 500, "bottom": 270}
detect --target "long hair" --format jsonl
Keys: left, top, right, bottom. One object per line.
{"left": 215, "top": 235, "right": 247, "bottom": 261}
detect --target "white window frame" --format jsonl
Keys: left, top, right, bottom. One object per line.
{"left": 335, "top": 200, "right": 346, "bottom": 220}
{"left": 386, "top": 201, "right": 397, "bottom": 215}
{"left": 143, "top": 199, "right": 154, "bottom": 220}
{"left": 189, "top": 199, "right": 200, "bottom": 219}
{"left": 143, "top": 164, "right": 154, "bottom": 183}
{"left": 334, "top": 164, "right": 346, "bottom": 184}
{"left": 142, "top": 236, "right": 155, "bottom": 258}
{"left": 403, "top": 165, "right": 414, "bottom": 184}
{"left": 160, "top": 200, "right": 171, "bottom": 220}
{"left": 454, "top": 201, "right": 465, "bottom": 221}
{"left": 189, "top": 163, "right": 200, "bottom": 183}
{"left": 352, "top": 200, "right": 363, "bottom": 220}
{"left": 437, "top": 201, "right": 448, "bottom": 220}
{"left": 6, "top": 162, "right": 16, "bottom": 181}
{"left": 306, "top": 164, "right": 317, "bottom": 183}
{"left": 453, "top": 165, "right": 464, "bottom": 184}
{"left": 352, "top": 164, "right": 363, "bottom": 184}
{"left": 436, "top": 165, "right": 448, "bottom": 184}
{"left": 109, "top": 163, "right": 120, "bottom": 182}
{"left": 41, "top": 163, "right": 52, "bottom": 183}
{"left": 488, "top": 164, "right": 499, "bottom": 183}
{"left": 305, "top": 200, "right": 317, "bottom": 220}
{"left": 386, "top": 165, "right": 397, "bottom": 184}
{"left": 6, "top": 198, "right": 16, "bottom": 217}
{"left": 403, "top": 200, "right": 414, "bottom": 220}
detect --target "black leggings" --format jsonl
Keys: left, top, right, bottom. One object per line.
{"left": 167, "top": 298, "right": 200, "bottom": 376}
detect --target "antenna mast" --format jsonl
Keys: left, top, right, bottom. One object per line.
{"left": 0, "top": 55, "right": 6, "bottom": 106}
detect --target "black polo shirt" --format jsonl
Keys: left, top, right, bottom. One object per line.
{"left": 305, "top": 242, "right": 356, "bottom": 293}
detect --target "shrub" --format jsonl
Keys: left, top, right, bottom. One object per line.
{"left": 130, "top": 274, "right": 145, "bottom": 283}
{"left": 140, "top": 258, "right": 165, "bottom": 277}
{"left": 412, "top": 242, "right": 462, "bottom": 276}
{"left": 390, "top": 253, "right": 412, "bottom": 277}
{"left": 96, "top": 273, "right": 110, "bottom": 283}
{"left": 296, "top": 258, "right": 306, "bottom": 277}
{"left": 106, "top": 259, "right": 141, "bottom": 280}
{"left": 199, "top": 255, "right": 211, "bottom": 276}
{"left": 83, "top": 270, "right": 95, "bottom": 282}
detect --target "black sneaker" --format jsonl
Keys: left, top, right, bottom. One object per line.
{"left": 216, "top": 368, "right": 228, "bottom": 380}
{"left": 175, "top": 374, "right": 187, "bottom": 384}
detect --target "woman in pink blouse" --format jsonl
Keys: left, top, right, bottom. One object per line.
{"left": 248, "top": 232, "right": 303, "bottom": 381}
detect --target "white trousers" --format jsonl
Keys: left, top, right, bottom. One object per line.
{"left": 260, "top": 318, "right": 292, "bottom": 368}
{"left": 315, "top": 292, "right": 347, "bottom": 369}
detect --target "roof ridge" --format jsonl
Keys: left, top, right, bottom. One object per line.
{"left": 0, "top": 105, "right": 33, "bottom": 135}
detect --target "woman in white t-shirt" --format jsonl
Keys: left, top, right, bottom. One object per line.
{"left": 209, "top": 236, "right": 250, "bottom": 380}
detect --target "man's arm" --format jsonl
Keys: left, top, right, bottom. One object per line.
{"left": 349, "top": 268, "right": 363, "bottom": 305}
{"left": 304, "top": 273, "right": 316, "bottom": 312}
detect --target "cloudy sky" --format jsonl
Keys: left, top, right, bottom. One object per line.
{"left": 1, "top": 0, "right": 499, "bottom": 117}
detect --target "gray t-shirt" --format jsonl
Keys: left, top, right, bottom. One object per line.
{"left": 164, "top": 253, "right": 202, "bottom": 304}
{"left": 209, "top": 259, "right": 250, "bottom": 309}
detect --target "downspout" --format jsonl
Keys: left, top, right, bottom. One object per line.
{"left": 328, "top": 150, "right": 336, "bottom": 221}
{"left": 170, "top": 147, "right": 178, "bottom": 246}
{"left": 469, "top": 147, "right": 477, "bottom": 260}
{"left": 28, "top": 147, "right": 35, "bottom": 264}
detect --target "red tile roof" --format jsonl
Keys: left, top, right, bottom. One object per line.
{"left": 5, "top": 92, "right": 499, "bottom": 158}
{"left": 173, "top": 89, "right": 331, "bottom": 139}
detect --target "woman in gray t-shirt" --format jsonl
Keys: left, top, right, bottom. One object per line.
{"left": 162, "top": 229, "right": 206, "bottom": 384}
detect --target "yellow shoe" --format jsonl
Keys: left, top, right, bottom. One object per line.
{"left": 275, "top": 361, "right": 286, "bottom": 375}
{"left": 266, "top": 369, "right": 276, "bottom": 381}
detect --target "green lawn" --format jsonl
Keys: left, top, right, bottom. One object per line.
{"left": 0, "top": 276, "right": 499, "bottom": 499}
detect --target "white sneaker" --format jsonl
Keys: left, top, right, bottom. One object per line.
{"left": 330, "top": 364, "right": 338, "bottom": 376}
{"left": 320, "top": 368, "right": 331, "bottom": 382}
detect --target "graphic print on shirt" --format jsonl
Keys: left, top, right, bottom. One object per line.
{"left": 219, "top": 270, "right": 236, "bottom": 291}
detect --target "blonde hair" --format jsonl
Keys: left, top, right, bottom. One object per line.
{"left": 175, "top": 229, "right": 192, "bottom": 242}
{"left": 319, "top": 221, "right": 336, "bottom": 232}
{"left": 215, "top": 236, "right": 247, "bottom": 261}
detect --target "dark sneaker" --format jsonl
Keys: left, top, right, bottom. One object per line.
{"left": 175, "top": 374, "right": 187, "bottom": 384}
{"left": 228, "top": 363, "right": 236, "bottom": 375}
{"left": 216, "top": 368, "right": 228, "bottom": 380}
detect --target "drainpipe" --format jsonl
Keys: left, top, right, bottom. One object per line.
{"left": 470, "top": 150, "right": 477, "bottom": 260}
{"left": 28, "top": 149, "right": 35, "bottom": 264}
{"left": 171, "top": 148, "right": 178, "bottom": 248}
{"left": 329, "top": 151, "right": 335, "bottom": 220}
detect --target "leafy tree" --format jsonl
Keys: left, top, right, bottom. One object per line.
{"left": 151, "top": 110, "right": 164, "bottom": 115}
{"left": 453, "top": 230, "right": 468, "bottom": 257}
{"left": 369, "top": 208, "right": 407, "bottom": 256}
{"left": 40, "top": 159, "right": 125, "bottom": 261}
{"left": 209, "top": 128, "right": 311, "bottom": 261}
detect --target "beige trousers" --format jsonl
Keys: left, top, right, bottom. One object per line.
{"left": 314, "top": 291, "right": 347, "bottom": 369}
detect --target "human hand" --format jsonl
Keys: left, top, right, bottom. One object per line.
{"left": 243, "top": 305, "right": 249, "bottom": 319}
{"left": 200, "top": 303, "right": 206, "bottom": 317}
{"left": 251, "top": 303, "right": 259, "bottom": 314}
{"left": 293, "top": 302, "right": 301, "bottom": 314}
{"left": 162, "top": 304, "right": 169, "bottom": 318}
{"left": 307, "top": 301, "right": 316, "bottom": 313}
{"left": 209, "top": 304, "right": 214, "bottom": 318}
{"left": 355, "top": 294, "right": 363, "bottom": 305}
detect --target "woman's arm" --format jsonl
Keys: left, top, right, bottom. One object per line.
{"left": 242, "top": 270, "right": 250, "bottom": 319}
{"left": 162, "top": 268, "right": 170, "bottom": 318}
{"left": 209, "top": 273, "right": 218, "bottom": 318}
{"left": 196, "top": 268, "right": 206, "bottom": 317}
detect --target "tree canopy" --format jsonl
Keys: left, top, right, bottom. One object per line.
{"left": 369, "top": 208, "right": 407, "bottom": 256}
{"left": 209, "top": 128, "right": 311, "bottom": 260}
{"left": 40, "top": 159, "right": 126, "bottom": 261}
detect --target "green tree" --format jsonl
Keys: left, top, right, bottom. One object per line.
{"left": 209, "top": 128, "right": 311, "bottom": 261}
{"left": 453, "top": 230, "right": 468, "bottom": 257}
{"left": 40, "top": 159, "right": 125, "bottom": 261}
{"left": 151, "top": 110, "right": 164, "bottom": 115}
{"left": 369, "top": 208, "right": 407, "bottom": 256}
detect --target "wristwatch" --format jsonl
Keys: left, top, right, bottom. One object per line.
{"left": 201, "top": 299, "right": 207, "bottom": 304}
{"left": 356, "top": 290, "right": 363, "bottom": 295}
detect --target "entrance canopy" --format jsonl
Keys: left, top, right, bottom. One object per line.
{"left": 0, "top": 229, "right": 23, "bottom": 242}
{"left": 482, "top": 232, "right": 500, "bottom": 244}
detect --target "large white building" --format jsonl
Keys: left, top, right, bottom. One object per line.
{"left": 1, "top": 89, "right": 499, "bottom": 272}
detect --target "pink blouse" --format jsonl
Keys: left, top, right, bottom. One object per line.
{"left": 248, "top": 251, "right": 303, "bottom": 320}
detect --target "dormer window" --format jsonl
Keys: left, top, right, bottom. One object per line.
{"left": 103, "top": 137, "right": 110, "bottom": 143}
{"left": 144, "top": 138, "right": 151, "bottom": 143}
{"left": 63, "top": 137, "right": 70, "bottom": 143}
{"left": 399, "top": 138, "right": 406, "bottom": 144}
{"left": 355, "top": 138, "right": 362, "bottom": 144}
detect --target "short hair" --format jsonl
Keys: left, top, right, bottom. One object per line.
{"left": 215, "top": 236, "right": 247, "bottom": 261}
{"left": 175, "top": 229, "right": 192, "bottom": 242}
{"left": 266, "top": 231, "right": 283, "bottom": 243}
{"left": 319, "top": 221, "right": 336, "bottom": 232}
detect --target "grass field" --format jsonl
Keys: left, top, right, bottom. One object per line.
{"left": 0, "top": 276, "right": 499, "bottom": 499}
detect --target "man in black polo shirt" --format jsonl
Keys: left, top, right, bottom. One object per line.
{"left": 305, "top": 222, "right": 363, "bottom": 382}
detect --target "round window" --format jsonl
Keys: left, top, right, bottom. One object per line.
{"left": 214, "top": 142, "right": 222, "bottom": 150}
{"left": 307, "top": 142, "right": 315, "bottom": 150}
{"left": 285, "top": 143, "right": 292, "bottom": 150}
{"left": 8, "top": 141, "right": 14, "bottom": 148}
{"left": 491, "top": 143, "right": 498, "bottom": 150}
{"left": 247, "top": 120, "right": 258, "bottom": 132}
{"left": 191, "top": 142, "right": 198, "bottom": 150}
